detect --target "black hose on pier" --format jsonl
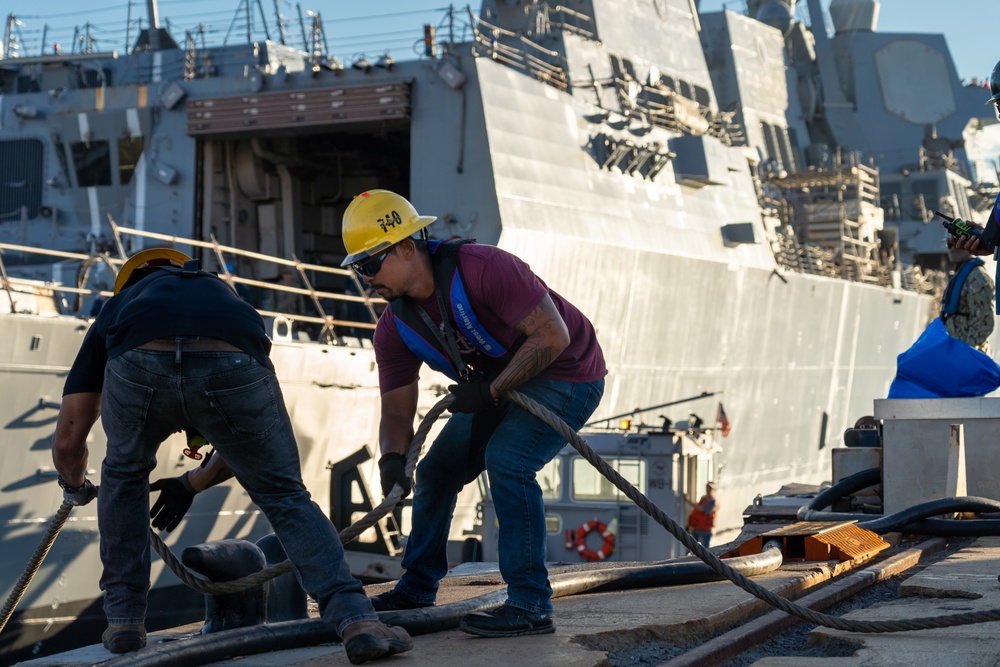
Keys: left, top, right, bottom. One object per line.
{"left": 795, "top": 467, "right": 881, "bottom": 522}
{"left": 796, "top": 466, "right": 1000, "bottom": 535}
{"left": 95, "top": 411, "right": 1000, "bottom": 667}
{"left": 95, "top": 546, "right": 784, "bottom": 667}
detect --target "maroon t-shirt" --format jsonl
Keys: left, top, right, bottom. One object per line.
{"left": 374, "top": 244, "right": 606, "bottom": 393}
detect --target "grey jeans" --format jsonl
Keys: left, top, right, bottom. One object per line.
{"left": 98, "top": 348, "right": 376, "bottom": 634}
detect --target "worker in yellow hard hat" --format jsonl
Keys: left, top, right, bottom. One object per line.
{"left": 52, "top": 246, "right": 411, "bottom": 662}
{"left": 340, "top": 189, "right": 437, "bottom": 271}
{"left": 342, "top": 189, "right": 607, "bottom": 638}
{"left": 112, "top": 247, "right": 191, "bottom": 293}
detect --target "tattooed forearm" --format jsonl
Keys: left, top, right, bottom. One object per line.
{"left": 493, "top": 341, "right": 557, "bottom": 396}
{"left": 490, "top": 295, "right": 570, "bottom": 397}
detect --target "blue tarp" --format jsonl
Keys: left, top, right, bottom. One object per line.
{"left": 888, "top": 317, "right": 1000, "bottom": 398}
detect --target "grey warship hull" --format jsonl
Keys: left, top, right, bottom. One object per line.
{"left": 1, "top": 0, "right": 996, "bottom": 661}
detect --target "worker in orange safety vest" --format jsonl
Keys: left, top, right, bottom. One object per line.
{"left": 686, "top": 481, "right": 718, "bottom": 549}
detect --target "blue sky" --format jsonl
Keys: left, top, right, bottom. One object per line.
{"left": 703, "top": 1, "right": 994, "bottom": 85}
{"left": 3, "top": 1, "right": 995, "bottom": 84}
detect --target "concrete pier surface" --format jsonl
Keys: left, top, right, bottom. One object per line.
{"left": 18, "top": 536, "right": 1000, "bottom": 667}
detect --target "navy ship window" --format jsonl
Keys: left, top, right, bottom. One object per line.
{"left": 694, "top": 85, "right": 710, "bottom": 107}
{"left": 572, "top": 457, "right": 646, "bottom": 501}
{"left": 118, "top": 137, "right": 144, "bottom": 185}
{"left": 71, "top": 140, "right": 112, "bottom": 187}
{"left": 0, "top": 138, "right": 43, "bottom": 220}
{"left": 538, "top": 459, "right": 561, "bottom": 501}
{"left": 787, "top": 127, "right": 802, "bottom": 172}
{"left": 761, "top": 122, "right": 779, "bottom": 165}
{"left": 15, "top": 76, "right": 40, "bottom": 94}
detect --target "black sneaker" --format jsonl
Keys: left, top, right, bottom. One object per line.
{"left": 370, "top": 588, "right": 433, "bottom": 612}
{"left": 459, "top": 603, "right": 554, "bottom": 637}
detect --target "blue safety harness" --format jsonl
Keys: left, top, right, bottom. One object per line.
{"left": 390, "top": 239, "right": 521, "bottom": 382}
{"left": 941, "top": 258, "right": 984, "bottom": 319}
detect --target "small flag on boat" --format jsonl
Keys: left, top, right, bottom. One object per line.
{"left": 716, "top": 403, "right": 732, "bottom": 437}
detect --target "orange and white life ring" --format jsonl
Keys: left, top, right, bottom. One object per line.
{"left": 573, "top": 519, "right": 615, "bottom": 561}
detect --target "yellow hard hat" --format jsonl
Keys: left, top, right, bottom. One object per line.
{"left": 340, "top": 190, "right": 437, "bottom": 266}
{"left": 114, "top": 248, "right": 191, "bottom": 293}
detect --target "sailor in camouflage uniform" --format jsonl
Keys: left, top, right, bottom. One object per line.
{"left": 941, "top": 236, "right": 995, "bottom": 353}
{"left": 945, "top": 59, "right": 1000, "bottom": 353}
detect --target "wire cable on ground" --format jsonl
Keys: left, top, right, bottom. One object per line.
{"left": 139, "top": 387, "right": 1000, "bottom": 635}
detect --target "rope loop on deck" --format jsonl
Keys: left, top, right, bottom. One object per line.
{"left": 13, "top": 389, "right": 1000, "bottom": 634}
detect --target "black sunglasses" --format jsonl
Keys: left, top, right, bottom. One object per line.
{"left": 352, "top": 247, "right": 394, "bottom": 277}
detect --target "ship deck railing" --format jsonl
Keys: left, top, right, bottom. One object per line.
{"left": 0, "top": 242, "right": 119, "bottom": 304}
{"left": 0, "top": 224, "right": 386, "bottom": 345}
{"left": 108, "top": 221, "right": 382, "bottom": 343}
{"left": 466, "top": 4, "right": 746, "bottom": 146}
{"left": 469, "top": 7, "right": 569, "bottom": 91}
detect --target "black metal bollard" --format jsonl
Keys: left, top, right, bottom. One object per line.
{"left": 255, "top": 534, "right": 308, "bottom": 622}
{"left": 181, "top": 538, "right": 267, "bottom": 634}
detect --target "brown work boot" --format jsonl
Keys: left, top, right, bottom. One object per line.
{"left": 341, "top": 620, "right": 413, "bottom": 665}
{"left": 102, "top": 624, "right": 146, "bottom": 654}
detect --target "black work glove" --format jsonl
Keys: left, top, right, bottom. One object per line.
{"left": 447, "top": 382, "right": 497, "bottom": 414}
{"left": 378, "top": 453, "right": 411, "bottom": 499}
{"left": 59, "top": 478, "right": 98, "bottom": 506}
{"left": 149, "top": 472, "right": 196, "bottom": 532}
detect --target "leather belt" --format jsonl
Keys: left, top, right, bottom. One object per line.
{"left": 137, "top": 337, "right": 242, "bottom": 352}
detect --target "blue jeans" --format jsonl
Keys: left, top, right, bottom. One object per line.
{"left": 691, "top": 530, "right": 712, "bottom": 549}
{"left": 395, "top": 377, "right": 604, "bottom": 615}
{"left": 98, "top": 348, "right": 376, "bottom": 634}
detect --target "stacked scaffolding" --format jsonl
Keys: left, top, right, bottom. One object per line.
{"left": 770, "top": 164, "right": 884, "bottom": 283}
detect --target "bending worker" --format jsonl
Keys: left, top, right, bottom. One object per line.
{"left": 50, "top": 248, "right": 411, "bottom": 664}
{"left": 340, "top": 190, "right": 607, "bottom": 637}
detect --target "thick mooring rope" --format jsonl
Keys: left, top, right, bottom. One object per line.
{"left": 504, "top": 390, "right": 1000, "bottom": 633}
{"left": 0, "top": 501, "right": 74, "bottom": 634}
{"left": 148, "top": 395, "right": 448, "bottom": 595}
{"left": 13, "top": 389, "right": 1000, "bottom": 633}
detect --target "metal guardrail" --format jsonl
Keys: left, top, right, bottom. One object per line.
{"left": 468, "top": 4, "right": 744, "bottom": 146}
{"left": 0, "top": 223, "right": 385, "bottom": 344}
{"left": 470, "top": 8, "right": 570, "bottom": 91}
